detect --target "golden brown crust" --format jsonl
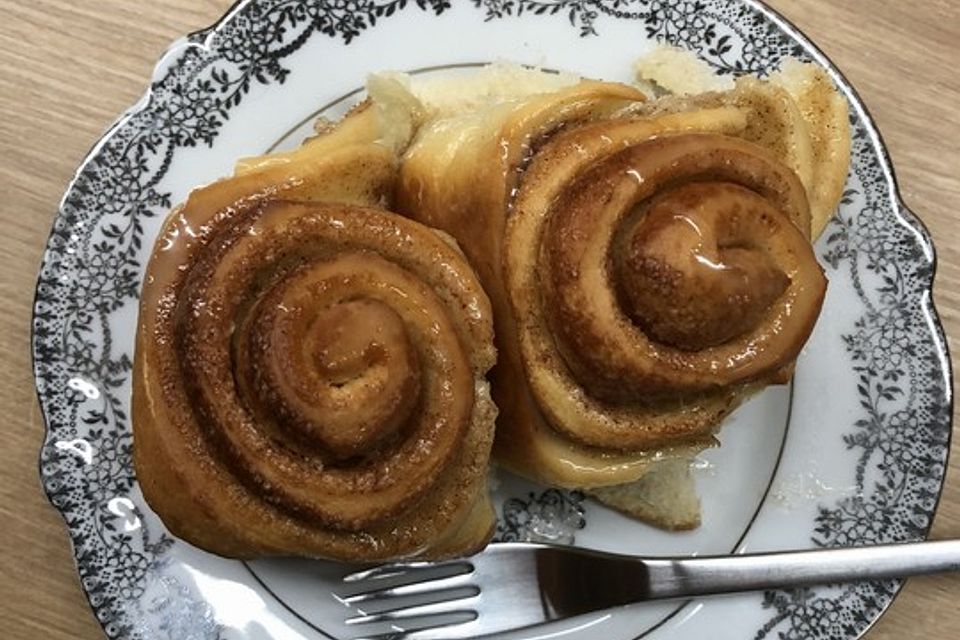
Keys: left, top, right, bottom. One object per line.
{"left": 133, "top": 113, "right": 497, "bottom": 562}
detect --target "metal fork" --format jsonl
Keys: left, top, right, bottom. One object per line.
{"left": 336, "top": 540, "right": 960, "bottom": 639}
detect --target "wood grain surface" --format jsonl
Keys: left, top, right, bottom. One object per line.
{"left": 2, "top": 1, "right": 957, "bottom": 638}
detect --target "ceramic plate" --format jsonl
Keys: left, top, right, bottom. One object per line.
{"left": 33, "top": 1, "right": 953, "bottom": 639}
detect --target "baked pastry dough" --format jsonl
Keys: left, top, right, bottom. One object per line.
{"left": 133, "top": 91, "right": 497, "bottom": 561}
{"left": 394, "top": 64, "right": 845, "bottom": 527}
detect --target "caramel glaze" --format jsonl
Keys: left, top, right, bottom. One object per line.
{"left": 134, "top": 194, "right": 497, "bottom": 560}
{"left": 399, "top": 81, "right": 828, "bottom": 487}
{"left": 617, "top": 184, "right": 791, "bottom": 351}
{"left": 541, "top": 134, "right": 826, "bottom": 405}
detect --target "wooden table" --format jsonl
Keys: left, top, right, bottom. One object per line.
{"left": 2, "top": 1, "right": 957, "bottom": 638}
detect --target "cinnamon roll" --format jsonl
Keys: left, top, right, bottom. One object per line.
{"left": 133, "top": 90, "right": 498, "bottom": 561}
{"left": 393, "top": 65, "right": 846, "bottom": 528}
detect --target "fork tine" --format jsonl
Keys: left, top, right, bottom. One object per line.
{"left": 348, "top": 585, "right": 479, "bottom": 615}
{"left": 338, "top": 561, "right": 473, "bottom": 602}
{"left": 343, "top": 561, "right": 438, "bottom": 582}
{"left": 341, "top": 572, "right": 475, "bottom": 604}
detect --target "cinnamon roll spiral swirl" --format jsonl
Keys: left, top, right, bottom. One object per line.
{"left": 133, "top": 104, "right": 497, "bottom": 561}
{"left": 515, "top": 132, "right": 824, "bottom": 452}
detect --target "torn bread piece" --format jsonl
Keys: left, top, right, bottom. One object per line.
{"left": 588, "top": 458, "right": 702, "bottom": 530}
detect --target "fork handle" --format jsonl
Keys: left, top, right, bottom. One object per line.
{"left": 642, "top": 540, "right": 960, "bottom": 600}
